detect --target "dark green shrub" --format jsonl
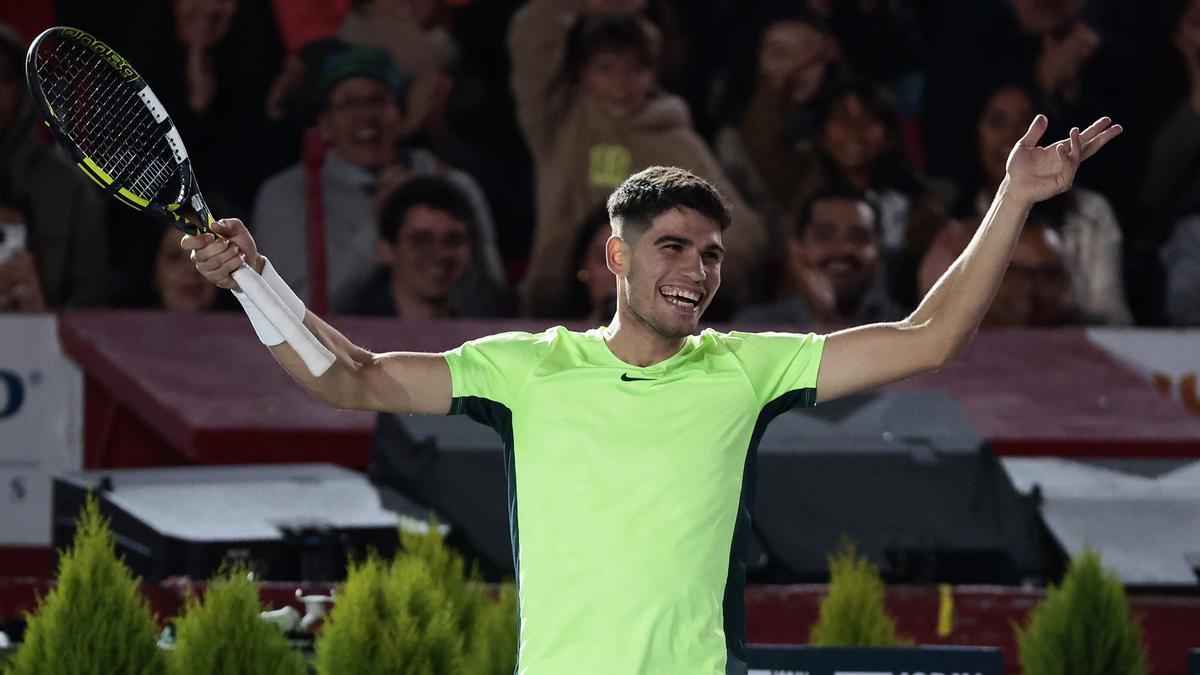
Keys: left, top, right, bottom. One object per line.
{"left": 314, "top": 525, "right": 520, "bottom": 675}
{"left": 6, "top": 495, "right": 165, "bottom": 675}
{"left": 399, "top": 526, "right": 516, "bottom": 674}
{"left": 312, "top": 555, "right": 407, "bottom": 675}
{"left": 809, "top": 540, "right": 907, "bottom": 646}
{"left": 1016, "top": 548, "right": 1148, "bottom": 675}
{"left": 168, "top": 567, "right": 306, "bottom": 675}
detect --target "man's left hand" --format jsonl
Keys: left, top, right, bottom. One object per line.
{"left": 1004, "top": 114, "right": 1122, "bottom": 205}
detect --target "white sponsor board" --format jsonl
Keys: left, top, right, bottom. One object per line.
{"left": 0, "top": 315, "right": 83, "bottom": 545}
{"left": 1087, "top": 328, "right": 1200, "bottom": 416}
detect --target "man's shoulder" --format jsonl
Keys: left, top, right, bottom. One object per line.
{"left": 255, "top": 163, "right": 305, "bottom": 200}
{"left": 732, "top": 298, "right": 812, "bottom": 327}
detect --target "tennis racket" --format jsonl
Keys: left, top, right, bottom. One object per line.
{"left": 25, "top": 26, "right": 335, "bottom": 377}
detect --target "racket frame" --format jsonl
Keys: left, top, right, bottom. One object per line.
{"left": 25, "top": 26, "right": 335, "bottom": 377}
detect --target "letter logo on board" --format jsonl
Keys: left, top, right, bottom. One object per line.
{"left": 0, "top": 371, "right": 24, "bottom": 420}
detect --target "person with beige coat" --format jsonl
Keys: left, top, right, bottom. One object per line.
{"left": 510, "top": 0, "right": 768, "bottom": 317}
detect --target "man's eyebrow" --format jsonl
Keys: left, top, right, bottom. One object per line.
{"left": 653, "top": 235, "right": 725, "bottom": 254}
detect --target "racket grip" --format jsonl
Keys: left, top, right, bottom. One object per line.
{"left": 232, "top": 265, "right": 336, "bottom": 377}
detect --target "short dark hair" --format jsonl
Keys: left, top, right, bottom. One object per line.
{"left": 565, "top": 12, "right": 658, "bottom": 82}
{"left": 606, "top": 166, "right": 732, "bottom": 241}
{"left": 378, "top": 176, "right": 475, "bottom": 244}
{"left": 792, "top": 187, "right": 878, "bottom": 239}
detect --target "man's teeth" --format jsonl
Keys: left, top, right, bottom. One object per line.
{"left": 661, "top": 287, "right": 700, "bottom": 307}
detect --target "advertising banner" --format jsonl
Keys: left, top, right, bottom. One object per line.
{"left": 0, "top": 315, "right": 83, "bottom": 545}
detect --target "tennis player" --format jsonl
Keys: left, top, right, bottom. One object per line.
{"left": 185, "top": 114, "right": 1118, "bottom": 674}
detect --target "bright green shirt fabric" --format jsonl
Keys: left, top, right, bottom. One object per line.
{"left": 442, "top": 326, "right": 824, "bottom": 674}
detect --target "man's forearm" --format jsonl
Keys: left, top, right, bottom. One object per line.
{"left": 266, "top": 312, "right": 366, "bottom": 408}
{"left": 908, "top": 178, "right": 1032, "bottom": 360}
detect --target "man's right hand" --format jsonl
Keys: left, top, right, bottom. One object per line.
{"left": 180, "top": 218, "right": 263, "bottom": 291}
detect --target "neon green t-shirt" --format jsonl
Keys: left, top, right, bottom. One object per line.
{"left": 442, "top": 326, "right": 824, "bottom": 674}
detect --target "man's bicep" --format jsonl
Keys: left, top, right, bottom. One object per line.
{"left": 368, "top": 352, "right": 454, "bottom": 415}
{"left": 816, "top": 322, "right": 945, "bottom": 404}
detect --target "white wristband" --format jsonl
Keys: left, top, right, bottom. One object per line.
{"left": 231, "top": 256, "right": 307, "bottom": 347}
{"left": 259, "top": 256, "right": 306, "bottom": 322}
{"left": 232, "top": 286, "right": 285, "bottom": 346}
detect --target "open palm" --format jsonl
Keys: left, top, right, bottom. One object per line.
{"left": 1005, "top": 115, "right": 1122, "bottom": 204}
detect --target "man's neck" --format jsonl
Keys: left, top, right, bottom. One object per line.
{"left": 602, "top": 308, "right": 686, "bottom": 367}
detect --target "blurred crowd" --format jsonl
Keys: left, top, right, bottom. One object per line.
{"left": 2, "top": 0, "right": 1200, "bottom": 330}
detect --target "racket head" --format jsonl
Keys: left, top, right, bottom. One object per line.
{"left": 25, "top": 26, "right": 212, "bottom": 235}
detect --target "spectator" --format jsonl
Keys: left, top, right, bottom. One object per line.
{"left": 789, "top": 78, "right": 946, "bottom": 307}
{"left": 921, "top": 0, "right": 1139, "bottom": 211}
{"left": 509, "top": 0, "right": 768, "bottom": 317}
{"left": 940, "top": 82, "right": 1131, "bottom": 325}
{"left": 736, "top": 188, "right": 903, "bottom": 332}
{"left": 565, "top": 204, "right": 617, "bottom": 325}
{"left": 987, "top": 220, "right": 1072, "bottom": 328}
{"left": 252, "top": 46, "right": 508, "bottom": 315}
{"left": 348, "top": 175, "right": 497, "bottom": 317}
{"left": 127, "top": 0, "right": 289, "bottom": 211}
{"left": 714, "top": 9, "right": 842, "bottom": 242}
{"left": 0, "top": 24, "right": 107, "bottom": 312}
{"left": 1162, "top": 214, "right": 1200, "bottom": 325}
{"left": 337, "top": 0, "right": 458, "bottom": 77}
{"left": 152, "top": 229, "right": 220, "bottom": 312}
{"left": 920, "top": 216, "right": 1072, "bottom": 328}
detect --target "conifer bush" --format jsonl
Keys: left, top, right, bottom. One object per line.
{"left": 6, "top": 495, "right": 165, "bottom": 675}
{"left": 809, "top": 540, "right": 908, "bottom": 647}
{"left": 313, "top": 524, "right": 519, "bottom": 675}
{"left": 1016, "top": 548, "right": 1148, "bottom": 675}
{"left": 168, "top": 566, "right": 307, "bottom": 675}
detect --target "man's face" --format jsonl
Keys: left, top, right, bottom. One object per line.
{"left": 986, "top": 225, "right": 1069, "bottom": 327}
{"left": 617, "top": 207, "right": 722, "bottom": 339}
{"left": 581, "top": 50, "right": 656, "bottom": 118}
{"left": 794, "top": 197, "right": 879, "bottom": 310}
{"left": 319, "top": 78, "right": 401, "bottom": 172}
{"left": 379, "top": 205, "right": 472, "bottom": 307}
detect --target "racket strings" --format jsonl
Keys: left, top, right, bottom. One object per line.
{"left": 34, "top": 36, "right": 184, "bottom": 205}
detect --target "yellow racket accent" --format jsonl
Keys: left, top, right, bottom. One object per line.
{"left": 76, "top": 162, "right": 107, "bottom": 188}
{"left": 117, "top": 187, "right": 149, "bottom": 208}
{"left": 81, "top": 157, "right": 112, "bottom": 184}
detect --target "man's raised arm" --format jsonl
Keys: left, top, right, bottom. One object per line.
{"left": 815, "top": 114, "right": 1122, "bottom": 404}
{"left": 182, "top": 219, "right": 452, "bottom": 415}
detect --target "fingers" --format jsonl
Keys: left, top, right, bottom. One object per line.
{"left": 1019, "top": 114, "right": 1048, "bottom": 147}
{"left": 1069, "top": 126, "right": 1083, "bottom": 163}
{"left": 211, "top": 218, "right": 245, "bottom": 237}
{"left": 187, "top": 232, "right": 245, "bottom": 289}
{"left": 1078, "top": 116, "right": 1111, "bottom": 143}
{"left": 1081, "top": 123, "right": 1123, "bottom": 160}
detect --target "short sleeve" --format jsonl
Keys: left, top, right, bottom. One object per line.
{"left": 442, "top": 330, "right": 547, "bottom": 410}
{"left": 726, "top": 331, "right": 825, "bottom": 407}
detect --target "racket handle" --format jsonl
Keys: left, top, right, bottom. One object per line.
{"left": 232, "top": 265, "right": 336, "bottom": 377}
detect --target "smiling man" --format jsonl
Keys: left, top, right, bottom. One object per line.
{"left": 186, "top": 113, "right": 1120, "bottom": 674}
{"left": 738, "top": 188, "right": 905, "bottom": 331}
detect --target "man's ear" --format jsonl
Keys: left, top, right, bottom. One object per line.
{"left": 606, "top": 235, "right": 627, "bottom": 277}
{"left": 375, "top": 239, "right": 395, "bottom": 264}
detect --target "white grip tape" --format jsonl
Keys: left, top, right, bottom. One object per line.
{"left": 231, "top": 265, "right": 336, "bottom": 377}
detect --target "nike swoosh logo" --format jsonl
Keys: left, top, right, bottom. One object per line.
{"left": 621, "top": 373, "right": 655, "bottom": 382}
